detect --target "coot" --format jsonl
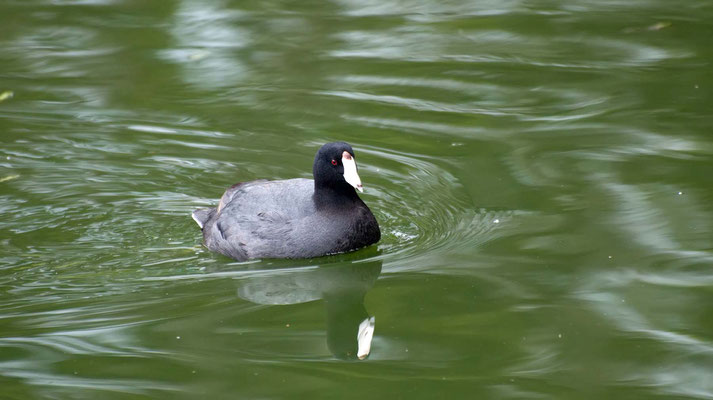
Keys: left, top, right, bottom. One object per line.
{"left": 192, "top": 142, "right": 381, "bottom": 260}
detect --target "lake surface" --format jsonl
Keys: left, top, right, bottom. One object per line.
{"left": 2, "top": 0, "right": 712, "bottom": 399}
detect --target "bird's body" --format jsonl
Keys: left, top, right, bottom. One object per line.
{"left": 192, "top": 142, "right": 380, "bottom": 261}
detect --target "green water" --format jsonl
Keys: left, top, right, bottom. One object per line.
{"left": 2, "top": 1, "right": 713, "bottom": 399}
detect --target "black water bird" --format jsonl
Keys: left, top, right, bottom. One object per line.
{"left": 192, "top": 142, "right": 381, "bottom": 260}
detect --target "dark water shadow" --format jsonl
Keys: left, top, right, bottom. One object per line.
{"left": 210, "top": 253, "right": 383, "bottom": 361}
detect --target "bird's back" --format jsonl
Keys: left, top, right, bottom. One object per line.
{"left": 198, "top": 179, "right": 315, "bottom": 260}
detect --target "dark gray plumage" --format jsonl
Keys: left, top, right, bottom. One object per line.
{"left": 192, "top": 142, "right": 380, "bottom": 260}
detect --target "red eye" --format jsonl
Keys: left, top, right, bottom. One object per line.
{"left": 331, "top": 160, "right": 338, "bottom": 166}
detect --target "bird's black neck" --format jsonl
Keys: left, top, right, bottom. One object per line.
{"left": 313, "top": 182, "right": 361, "bottom": 210}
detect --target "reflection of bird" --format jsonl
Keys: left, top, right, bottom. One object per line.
{"left": 237, "top": 260, "right": 382, "bottom": 360}
{"left": 192, "top": 142, "right": 380, "bottom": 261}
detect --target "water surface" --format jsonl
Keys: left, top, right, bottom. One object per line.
{"left": 2, "top": 0, "right": 713, "bottom": 399}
